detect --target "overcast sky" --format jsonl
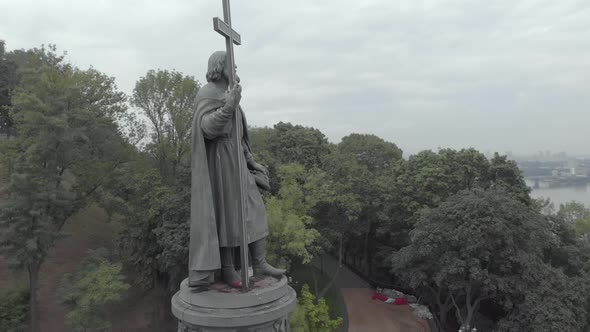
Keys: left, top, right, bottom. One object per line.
{"left": 1, "top": 0, "right": 589, "bottom": 156}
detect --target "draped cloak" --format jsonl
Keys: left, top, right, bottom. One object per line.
{"left": 188, "top": 83, "right": 268, "bottom": 272}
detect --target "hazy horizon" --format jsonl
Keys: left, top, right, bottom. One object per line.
{"left": 1, "top": 0, "right": 589, "bottom": 156}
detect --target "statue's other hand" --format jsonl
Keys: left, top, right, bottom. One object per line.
{"left": 233, "top": 83, "right": 242, "bottom": 102}
{"left": 225, "top": 84, "right": 242, "bottom": 110}
{"left": 253, "top": 162, "right": 269, "bottom": 176}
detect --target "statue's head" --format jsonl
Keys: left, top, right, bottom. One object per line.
{"left": 206, "top": 50, "right": 239, "bottom": 83}
{"left": 206, "top": 51, "right": 226, "bottom": 83}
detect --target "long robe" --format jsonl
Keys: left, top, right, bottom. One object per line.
{"left": 188, "top": 83, "right": 268, "bottom": 273}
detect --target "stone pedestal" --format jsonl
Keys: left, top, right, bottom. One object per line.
{"left": 172, "top": 275, "right": 297, "bottom": 332}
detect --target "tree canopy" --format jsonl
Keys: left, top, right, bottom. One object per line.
{"left": 391, "top": 188, "right": 589, "bottom": 331}
{"left": 0, "top": 44, "right": 130, "bottom": 332}
{"left": 2, "top": 40, "right": 589, "bottom": 332}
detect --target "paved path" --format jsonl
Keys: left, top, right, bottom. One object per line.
{"left": 314, "top": 254, "right": 431, "bottom": 332}
{"left": 342, "top": 288, "right": 430, "bottom": 332}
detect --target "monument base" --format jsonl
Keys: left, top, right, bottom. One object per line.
{"left": 172, "top": 275, "right": 296, "bottom": 332}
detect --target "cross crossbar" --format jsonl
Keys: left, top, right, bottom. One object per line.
{"left": 213, "top": 17, "right": 241, "bottom": 45}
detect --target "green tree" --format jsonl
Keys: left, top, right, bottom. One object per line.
{"left": 249, "top": 123, "right": 332, "bottom": 194}
{"left": 131, "top": 69, "right": 200, "bottom": 182}
{"left": 391, "top": 188, "right": 554, "bottom": 330}
{"left": 557, "top": 201, "right": 590, "bottom": 224}
{"left": 297, "top": 284, "right": 342, "bottom": 332}
{"left": 395, "top": 149, "right": 490, "bottom": 215}
{"left": 557, "top": 202, "right": 590, "bottom": 238}
{"left": 111, "top": 68, "right": 202, "bottom": 326}
{"left": 289, "top": 303, "right": 308, "bottom": 332}
{"left": 0, "top": 45, "right": 129, "bottom": 332}
{"left": 59, "top": 249, "right": 130, "bottom": 332}
{"left": 265, "top": 163, "right": 322, "bottom": 269}
{"left": 266, "top": 164, "right": 320, "bottom": 266}
{"left": 394, "top": 149, "right": 529, "bottom": 218}
{"left": 486, "top": 153, "right": 531, "bottom": 205}
{"left": 0, "top": 40, "right": 17, "bottom": 135}
{"left": 98, "top": 154, "right": 176, "bottom": 329}
{"left": 311, "top": 167, "right": 361, "bottom": 278}
{"left": 266, "top": 122, "right": 331, "bottom": 169}
{"left": 266, "top": 198, "right": 320, "bottom": 268}
{"left": 493, "top": 265, "right": 588, "bottom": 332}
{"left": 381, "top": 148, "right": 530, "bottom": 269}
{"left": 104, "top": 154, "right": 192, "bottom": 327}
{"left": 319, "top": 134, "right": 403, "bottom": 277}
{"left": 337, "top": 133, "right": 402, "bottom": 174}
{"left": 544, "top": 214, "right": 590, "bottom": 278}
{"left": 248, "top": 126, "right": 275, "bottom": 165}
{"left": 0, "top": 287, "right": 29, "bottom": 332}
{"left": 107, "top": 159, "right": 172, "bottom": 289}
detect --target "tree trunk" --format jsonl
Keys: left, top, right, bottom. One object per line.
{"left": 439, "top": 302, "right": 450, "bottom": 329}
{"left": 362, "top": 220, "right": 373, "bottom": 276}
{"left": 316, "top": 235, "right": 343, "bottom": 301}
{"left": 429, "top": 287, "right": 450, "bottom": 330}
{"left": 449, "top": 291, "right": 464, "bottom": 328}
{"left": 311, "top": 270, "right": 319, "bottom": 298}
{"left": 465, "top": 296, "right": 485, "bottom": 329}
{"left": 28, "top": 263, "right": 41, "bottom": 332}
{"left": 151, "top": 274, "right": 171, "bottom": 330}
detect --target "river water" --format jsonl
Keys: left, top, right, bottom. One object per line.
{"left": 526, "top": 180, "right": 590, "bottom": 208}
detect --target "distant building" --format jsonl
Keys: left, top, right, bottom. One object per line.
{"left": 575, "top": 166, "right": 590, "bottom": 177}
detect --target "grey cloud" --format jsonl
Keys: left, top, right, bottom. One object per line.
{"left": 1, "top": 0, "right": 588, "bottom": 156}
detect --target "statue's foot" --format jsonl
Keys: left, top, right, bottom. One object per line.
{"left": 188, "top": 271, "right": 214, "bottom": 288}
{"left": 253, "top": 262, "right": 286, "bottom": 278}
{"left": 249, "top": 238, "right": 286, "bottom": 278}
{"left": 222, "top": 268, "right": 243, "bottom": 289}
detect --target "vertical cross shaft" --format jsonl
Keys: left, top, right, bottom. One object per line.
{"left": 222, "top": 0, "right": 237, "bottom": 89}
{"left": 214, "top": 0, "right": 249, "bottom": 292}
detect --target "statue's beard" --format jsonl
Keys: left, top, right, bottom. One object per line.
{"left": 223, "top": 72, "right": 240, "bottom": 84}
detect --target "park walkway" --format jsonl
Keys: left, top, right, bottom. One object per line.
{"left": 313, "top": 254, "right": 431, "bottom": 332}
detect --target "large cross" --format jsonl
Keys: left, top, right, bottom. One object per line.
{"left": 213, "top": 1, "right": 240, "bottom": 89}
{"left": 213, "top": 0, "right": 250, "bottom": 292}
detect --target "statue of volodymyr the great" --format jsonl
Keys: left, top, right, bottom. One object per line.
{"left": 188, "top": 50, "right": 285, "bottom": 289}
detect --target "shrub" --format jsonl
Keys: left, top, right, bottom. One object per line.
{"left": 0, "top": 287, "right": 29, "bottom": 332}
